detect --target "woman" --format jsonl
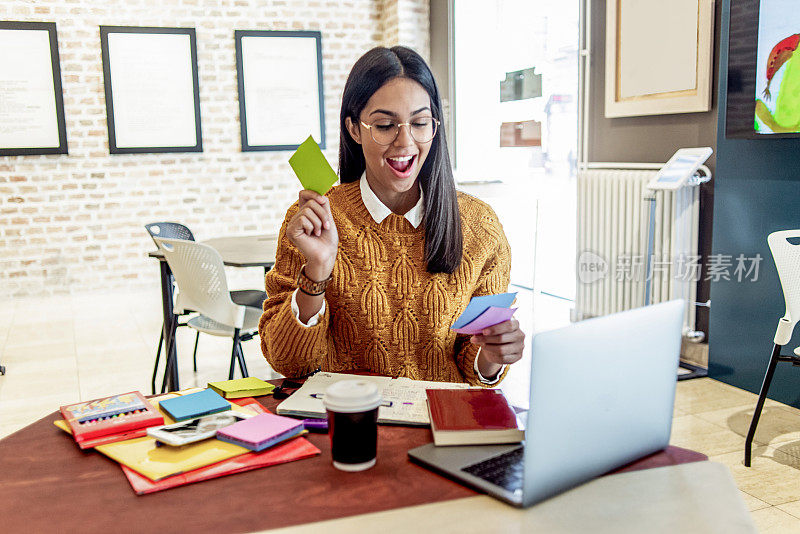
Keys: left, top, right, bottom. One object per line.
{"left": 259, "top": 46, "right": 524, "bottom": 385}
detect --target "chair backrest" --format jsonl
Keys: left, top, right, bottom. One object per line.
{"left": 768, "top": 230, "right": 800, "bottom": 345}
{"left": 145, "top": 222, "right": 195, "bottom": 244}
{"left": 154, "top": 237, "right": 245, "bottom": 329}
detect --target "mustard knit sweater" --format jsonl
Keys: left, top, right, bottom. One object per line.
{"left": 258, "top": 180, "right": 511, "bottom": 386}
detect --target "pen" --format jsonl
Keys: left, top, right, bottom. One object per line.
{"left": 302, "top": 418, "right": 329, "bottom": 433}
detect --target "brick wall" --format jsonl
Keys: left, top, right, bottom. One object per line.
{"left": 0, "top": 0, "right": 429, "bottom": 299}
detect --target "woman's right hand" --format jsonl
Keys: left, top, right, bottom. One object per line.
{"left": 286, "top": 190, "right": 339, "bottom": 280}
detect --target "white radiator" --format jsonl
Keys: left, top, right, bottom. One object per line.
{"left": 575, "top": 166, "right": 700, "bottom": 334}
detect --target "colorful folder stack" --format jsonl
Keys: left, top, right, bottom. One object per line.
{"left": 55, "top": 386, "right": 320, "bottom": 494}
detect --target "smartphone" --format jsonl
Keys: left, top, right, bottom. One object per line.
{"left": 147, "top": 411, "right": 252, "bottom": 446}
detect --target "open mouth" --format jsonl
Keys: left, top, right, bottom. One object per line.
{"left": 386, "top": 155, "right": 416, "bottom": 176}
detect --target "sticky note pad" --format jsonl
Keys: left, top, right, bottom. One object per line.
{"left": 158, "top": 389, "right": 231, "bottom": 422}
{"left": 217, "top": 413, "right": 306, "bottom": 452}
{"left": 452, "top": 306, "right": 518, "bottom": 334}
{"left": 451, "top": 292, "right": 517, "bottom": 330}
{"left": 288, "top": 135, "right": 339, "bottom": 195}
{"left": 208, "top": 377, "right": 275, "bottom": 399}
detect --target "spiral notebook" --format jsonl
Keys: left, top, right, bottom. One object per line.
{"left": 276, "top": 372, "right": 470, "bottom": 425}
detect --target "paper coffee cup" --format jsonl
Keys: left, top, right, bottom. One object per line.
{"left": 323, "top": 379, "right": 381, "bottom": 472}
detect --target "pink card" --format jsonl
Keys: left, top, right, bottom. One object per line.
{"left": 452, "top": 306, "right": 517, "bottom": 335}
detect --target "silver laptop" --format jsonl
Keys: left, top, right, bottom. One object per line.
{"left": 408, "top": 300, "right": 684, "bottom": 507}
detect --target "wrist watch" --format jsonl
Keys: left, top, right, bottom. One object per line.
{"left": 296, "top": 264, "right": 333, "bottom": 296}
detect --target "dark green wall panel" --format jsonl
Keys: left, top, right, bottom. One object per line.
{"left": 710, "top": 0, "right": 800, "bottom": 406}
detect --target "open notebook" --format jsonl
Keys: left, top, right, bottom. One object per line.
{"left": 276, "top": 372, "right": 471, "bottom": 425}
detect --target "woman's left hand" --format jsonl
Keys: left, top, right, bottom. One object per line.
{"left": 471, "top": 319, "right": 525, "bottom": 376}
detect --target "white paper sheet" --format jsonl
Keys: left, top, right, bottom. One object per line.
{"left": 241, "top": 35, "right": 322, "bottom": 147}
{"left": 618, "top": 0, "right": 698, "bottom": 98}
{"left": 0, "top": 29, "right": 60, "bottom": 149}
{"left": 107, "top": 32, "right": 198, "bottom": 148}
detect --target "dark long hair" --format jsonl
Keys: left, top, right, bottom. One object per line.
{"left": 338, "top": 46, "right": 462, "bottom": 274}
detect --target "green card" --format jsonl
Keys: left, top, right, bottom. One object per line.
{"left": 288, "top": 135, "right": 339, "bottom": 195}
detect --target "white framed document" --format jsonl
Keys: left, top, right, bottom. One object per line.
{"left": 235, "top": 30, "right": 325, "bottom": 151}
{"left": 0, "top": 21, "right": 68, "bottom": 156}
{"left": 100, "top": 26, "right": 202, "bottom": 154}
{"left": 604, "top": 0, "right": 715, "bottom": 118}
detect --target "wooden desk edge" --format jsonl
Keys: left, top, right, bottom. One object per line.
{"left": 259, "top": 462, "right": 755, "bottom": 534}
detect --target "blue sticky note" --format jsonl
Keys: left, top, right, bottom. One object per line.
{"left": 159, "top": 389, "right": 231, "bottom": 422}
{"left": 451, "top": 292, "right": 517, "bottom": 330}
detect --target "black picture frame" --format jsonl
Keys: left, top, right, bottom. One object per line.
{"left": 0, "top": 21, "right": 68, "bottom": 156}
{"left": 100, "top": 26, "right": 203, "bottom": 154}
{"left": 235, "top": 30, "right": 325, "bottom": 152}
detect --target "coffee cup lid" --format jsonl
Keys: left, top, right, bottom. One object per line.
{"left": 323, "top": 379, "right": 382, "bottom": 413}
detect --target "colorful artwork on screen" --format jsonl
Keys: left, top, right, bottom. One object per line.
{"left": 755, "top": 0, "right": 800, "bottom": 134}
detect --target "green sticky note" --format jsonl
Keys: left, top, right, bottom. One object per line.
{"left": 288, "top": 135, "right": 339, "bottom": 195}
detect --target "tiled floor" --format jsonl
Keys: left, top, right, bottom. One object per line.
{"left": 3, "top": 292, "right": 800, "bottom": 531}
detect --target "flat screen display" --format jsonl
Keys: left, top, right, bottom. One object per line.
{"left": 726, "top": 0, "right": 800, "bottom": 138}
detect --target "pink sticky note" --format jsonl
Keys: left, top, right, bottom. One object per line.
{"left": 453, "top": 306, "right": 517, "bottom": 335}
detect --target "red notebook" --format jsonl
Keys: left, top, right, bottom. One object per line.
{"left": 120, "top": 398, "right": 321, "bottom": 494}
{"left": 60, "top": 391, "right": 163, "bottom": 448}
{"left": 426, "top": 388, "right": 524, "bottom": 446}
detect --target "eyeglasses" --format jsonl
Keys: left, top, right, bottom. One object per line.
{"left": 360, "top": 117, "right": 439, "bottom": 145}
{"left": 272, "top": 367, "right": 321, "bottom": 400}
{"left": 272, "top": 379, "right": 303, "bottom": 400}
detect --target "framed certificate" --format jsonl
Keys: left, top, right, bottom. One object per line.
{"left": 604, "top": 0, "right": 715, "bottom": 118}
{"left": 0, "top": 21, "right": 68, "bottom": 156}
{"left": 100, "top": 26, "right": 202, "bottom": 154}
{"left": 235, "top": 30, "right": 325, "bottom": 151}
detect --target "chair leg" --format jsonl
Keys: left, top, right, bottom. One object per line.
{"left": 228, "top": 328, "right": 241, "bottom": 380}
{"left": 192, "top": 331, "right": 200, "bottom": 372}
{"left": 152, "top": 330, "right": 163, "bottom": 395}
{"left": 161, "top": 339, "right": 172, "bottom": 394}
{"left": 162, "top": 318, "right": 179, "bottom": 393}
{"left": 745, "top": 343, "right": 782, "bottom": 467}
{"left": 236, "top": 340, "right": 249, "bottom": 378}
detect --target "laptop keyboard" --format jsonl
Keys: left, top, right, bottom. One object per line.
{"left": 462, "top": 447, "right": 524, "bottom": 493}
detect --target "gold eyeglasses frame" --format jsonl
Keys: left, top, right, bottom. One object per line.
{"left": 359, "top": 117, "right": 440, "bottom": 145}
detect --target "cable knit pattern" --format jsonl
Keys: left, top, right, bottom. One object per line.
{"left": 258, "top": 180, "right": 511, "bottom": 386}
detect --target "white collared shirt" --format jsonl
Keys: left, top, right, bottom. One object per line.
{"left": 359, "top": 172, "right": 424, "bottom": 228}
{"left": 290, "top": 173, "right": 502, "bottom": 383}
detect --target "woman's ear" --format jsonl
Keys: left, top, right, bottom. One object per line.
{"left": 345, "top": 117, "right": 362, "bottom": 145}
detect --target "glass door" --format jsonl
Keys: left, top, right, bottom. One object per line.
{"left": 452, "top": 0, "right": 579, "bottom": 406}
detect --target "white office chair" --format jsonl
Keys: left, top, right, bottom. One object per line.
{"left": 745, "top": 229, "right": 800, "bottom": 466}
{"left": 154, "top": 237, "right": 263, "bottom": 383}
{"left": 145, "top": 222, "right": 267, "bottom": 393}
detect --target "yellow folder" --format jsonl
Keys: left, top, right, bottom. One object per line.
{"left": 94, "top": 434, "right": 250, "bottom": 481}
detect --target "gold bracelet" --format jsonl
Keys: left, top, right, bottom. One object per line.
{"left": 296, "top": 264, "right": 332, "bottom": 296}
